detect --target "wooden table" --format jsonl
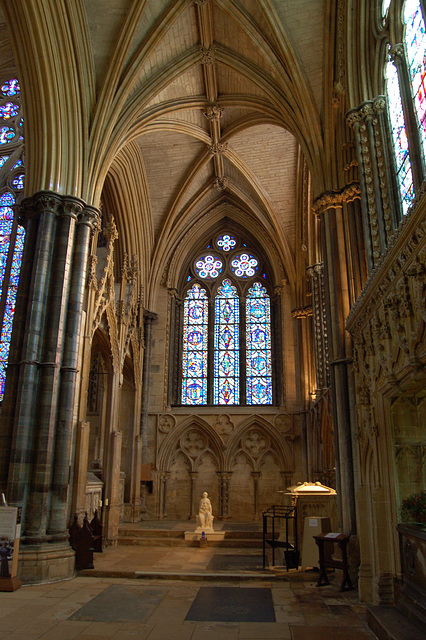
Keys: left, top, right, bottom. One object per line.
{"left": 314, "top": 532, "right": 353, "bottom": 591}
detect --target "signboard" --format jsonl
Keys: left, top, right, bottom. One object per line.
{"left": 0, "top": 506, "right": 21, "bottom": 582}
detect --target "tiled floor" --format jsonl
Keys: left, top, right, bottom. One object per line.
{"left": 0, "top": 573, "right": 378, "bottom": 640}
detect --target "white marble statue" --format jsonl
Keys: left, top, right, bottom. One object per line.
{"left": 196, "top": 491, "right": 214, "bottom": 531}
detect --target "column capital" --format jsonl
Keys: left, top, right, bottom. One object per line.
{"left": 312, "top": 182, "right": 361, "bottom": 215}
{"left": 61, "top": 195, "right": 85, "bottom": 220}
{"left": 79, "top": 204, "right": 101, "bottom": 233}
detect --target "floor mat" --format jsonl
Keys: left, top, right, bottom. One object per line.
{"left": 69, "top": 585, "right": 167, "bottom": 623}
{"left": 185, "top": 586, "right": 275, "bottom": 622}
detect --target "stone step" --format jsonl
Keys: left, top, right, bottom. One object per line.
{"left": 117, "top": 536, "right": 263, "bottom": 548}
{"left": 117, "top": 528, "right": 264, "bottom": 540}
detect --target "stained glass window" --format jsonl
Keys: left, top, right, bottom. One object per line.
{"left": 217, "top": 234, "right": 236, "bottom": 251}
{"left": 386, "top": 59, "right": 414, "bottom": 214}
{"left": 231, "top": 253, "right": 258, "bottom": 277}
{"left": 404, "top": 0, "right": 426, "bottom": 157}
{"left": 180, "top": 234, "right": 273, "bottom": 406}
{"left": 195, "top": 254, "right": 223, "bottom": 279}
{"left": 182, "top": 284, "right": 208, "bottom": 405}
{"left": 0, "top": 77, "right": 25, "bottom": 401}
{"left": 246, "top": 283, "right": 272, "bottom": 405}
{"left": 214, "top": 279, "right": 239, "bottom": 405}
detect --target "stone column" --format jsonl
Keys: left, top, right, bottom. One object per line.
{"left": 313, "top": 185, "right": 362, "bottom": 534}
{"left": 217, "top": 471, "right": 231, "bottom": 519}
{"left": 307, "top": 263, "right": 329, "bottom": 392}
{"left": 347, "top": 98, "right": 400, "bottom": 270}
{"left": 48, "top": 205, "right": 100, "bottom": 538}
{"left": 25, "top": 196, "right": 83, "bottom": 542}
{"left": 252, "top": 471, "right": 261, "bottom": 519}
{"left": 5, "top": 193, "right": 62, "bottom": 520}
{"left": 0, "top": 201, "right": 39, "bottom": 489}
{"left": 140, "top": 310, "right": 157, "bottom": 513}
{"left": 189, "top": 471, "right": 198, "bottom": 519}
{"left": 158, "top": 471, "right": 170, "bottom": 519}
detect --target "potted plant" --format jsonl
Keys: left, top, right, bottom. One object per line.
{"left": 400, "top": 490, "right": 426, "bottom": 526}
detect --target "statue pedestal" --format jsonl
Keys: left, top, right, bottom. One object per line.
{"left": 184, "top": 529, "right": 225, "bottom": 542}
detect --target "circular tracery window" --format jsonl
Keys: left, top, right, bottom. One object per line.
{"left": 195, "top": 254, "right": 223, "bottom": 279}
{"left": 216, "top": 234, "right": 236, "bottom": 251}
{"left": 230, "top": 253, "right": 258, "bottom": 277}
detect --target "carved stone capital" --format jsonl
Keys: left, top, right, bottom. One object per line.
{"left": 312, "top": 182, "right": 361, "bottom": 215}
{"left": 346, "top": 108, "right": 363, "bottom": 129}
{"left": 61, "top": 196, "right": 85, "bottom": 220}
{"left": 292, "top": 305, "right": 313, "bottom": 319}
{"left": 79, "top": 204, "right": 101, "bottom": 233}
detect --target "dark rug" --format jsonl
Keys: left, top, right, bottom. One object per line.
{"left": 69, "top": 585, "right": 167, "bottom": 623}
{"left": 185, "top": 586, "right": 275, "bottom": 622}
{"left": 206, "top": 554, "right": 267, "bottom": 571}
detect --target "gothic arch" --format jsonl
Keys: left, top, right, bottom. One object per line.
{"left": 157, "top": 415, "right": 225, "bottom": 471}
{"left": 225, "top": 416, "right": 293, "bottom": 473}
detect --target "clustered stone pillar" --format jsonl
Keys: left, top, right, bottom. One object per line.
{"left": 312, "top": 185, "right": 363, "bottom": 535}
{"left": 307, "top": 263, "right": 329, "bottom": 393}
{"left": 0, "top": 191, "right": 99, "bottom": 581}
{"left": 347, "top": 97, "right": 400, "bottom": 271}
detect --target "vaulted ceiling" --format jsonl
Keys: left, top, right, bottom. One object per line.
{"left": 0, "top": 0, "right": 332, "bottom": 302}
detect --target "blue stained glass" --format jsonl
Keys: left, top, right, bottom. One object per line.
{"left": 12, "top": 174, "right": 24, "bottom": 190}
{"left": 386, "top": 59, "right": 414, "bottom": 214}
{"left": 217, "top": 234, "right": 236, "bottom": 251}
{"left": 404, "top": 0, "right": 426, "bottom": 158}
{"left": 182, "top": 284, "right": 208, "bottom": 405}
{"left": 246, "top": 282, "right": 272, "bottom": 405}
{"left": 0, "top": 126, "right": 15, "bottom": 144}
{"left": 12, "top": 160, "right": 22, "bottom": 168}
{"left": 214, "top": 279, "right": 239, "bottom": 404}
{"left": 195, "top": 254, "right": 223, "bottom": 279}
{"left": 231, "top": 253, "right": 258, "bottom": 277}
{"left": 0, "top": 220, "right": 13, "bottom": 285}
{"left": 0, "top": 361, "right": 6, "bottom": 399}
{"left": 0, "top": 156, "right": 9, "bottom": 168}
{"left": 0, "top": 102, "right": 19, "bottom": 119}
{"left": 1, "top": 79, "right": 20, "bottom": 97}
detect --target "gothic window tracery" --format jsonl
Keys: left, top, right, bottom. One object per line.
{"left": 0, "top": 77, "right": 24, "bottom": 401}
{"left": 385, "top": 0, "right": 426, "bottom": 214}
{"left": 179, "top": 232, "right": 274, "bottom": 406}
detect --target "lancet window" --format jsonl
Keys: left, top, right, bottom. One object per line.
{"left": 0, "top": 77, "right": 25, "bottom": 401}
{"left": 179, "top": 232, "right": 273, "bottom": 406}
{"left": 385, "top": 0, "right": 426, "bottom": 214}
